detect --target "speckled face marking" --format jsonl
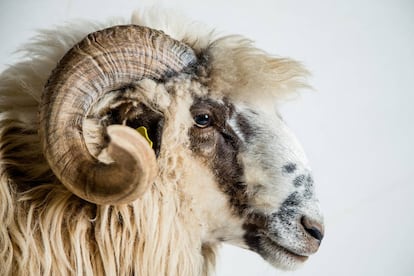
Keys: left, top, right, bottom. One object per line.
{"left": 283, "top": 163, "right": 297, "bottom": 174}
{"left": 188, "top": 97, "right": 324, "bottom": 270}
{"left": 293, "top": 175, "right": 305, "bottom": 187}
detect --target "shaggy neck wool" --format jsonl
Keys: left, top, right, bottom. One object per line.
{"left": 1, "top": 138, "right": 216, "bottom": 275}
{"left": 0, "top": 79, "right": 218, "bottom": 275}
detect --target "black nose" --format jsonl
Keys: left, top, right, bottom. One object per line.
{"left": 301, "top": 216, "right": 324, "bottom": 242}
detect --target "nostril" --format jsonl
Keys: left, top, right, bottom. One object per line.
{"left": 301, "top": 216, "right": 324, "bottom": 242}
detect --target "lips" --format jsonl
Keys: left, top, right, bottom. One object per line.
{"left": 261, "top": 233, "right": 309, "bottom": 262}
{"left": 243, "top": 221, "right": 318, "bottom": 270}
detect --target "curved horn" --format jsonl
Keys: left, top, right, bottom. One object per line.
{"left": 39, "top": 25, "right": 197, "bottom": 205}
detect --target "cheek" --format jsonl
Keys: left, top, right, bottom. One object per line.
{"left": 240, "top": 115, "right": 312, "bottom": 211}
{"left": 183, "top": 157, "right": 246, "bottom": 243}
{"left": 241, "top": 149, "right": 296, "bottom": 214}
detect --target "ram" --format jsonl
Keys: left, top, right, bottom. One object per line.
{"left": 0, "top": 11, "right": 324, "bottom": 275}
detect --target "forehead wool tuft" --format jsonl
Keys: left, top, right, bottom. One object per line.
{"left": 205, "top": 37, "right": 310, "bottom": 104}
{"left": 132, "top": 9, "right": 310, "bottom": 105}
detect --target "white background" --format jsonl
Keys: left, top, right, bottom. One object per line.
{"left": 1, "top": 1, "right": 413, "bottom": 275}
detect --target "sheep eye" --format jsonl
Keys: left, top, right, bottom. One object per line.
{"left": 194, "top": 114, "right": 211, "bottom": 128}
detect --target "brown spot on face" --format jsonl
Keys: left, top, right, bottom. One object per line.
{"left": 235, "top": 113, "right": 256, "bottom": 142}
{"left": 243, "top": 222, "right": 263, "bottom": 252}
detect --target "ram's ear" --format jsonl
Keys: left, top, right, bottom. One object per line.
{"left": 106, "top": 102, "right": 165, "bottom": 157}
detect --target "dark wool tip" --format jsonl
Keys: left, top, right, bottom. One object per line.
{"left": 306, "top": 175, "right": 314, "bottom": 187}
{"left": 282, "top": 192, "right": 301, "bottom": 208}
{"left": 282, "top": 163, "right": 297, "bottom": 174}
{"left": 293, "top": 174, "right": 306, "bottom": 187}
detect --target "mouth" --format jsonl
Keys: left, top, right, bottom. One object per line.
{"left": 244, "top": 227, "right": 310, "bottom": 270}
{"left": 262, "top": 234, "right": 309, "bottom": 263}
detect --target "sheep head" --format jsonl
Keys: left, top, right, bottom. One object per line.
{"left": 39, "top": 24, "right": 324, "bottom": 270}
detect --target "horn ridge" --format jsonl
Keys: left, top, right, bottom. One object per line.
{"left": 39, "top": 24, "right": 196, "bottom": 205}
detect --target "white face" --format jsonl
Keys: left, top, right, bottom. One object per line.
{"left": 187, "top": 98, "right": 324, "bottom": 270}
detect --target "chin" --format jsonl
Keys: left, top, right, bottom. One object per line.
{"left": 258, "top": 236, "right": 310, "bottom": 271}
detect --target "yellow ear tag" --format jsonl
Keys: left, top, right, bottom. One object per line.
{"left": 136, "top": 126, "right": 153, "bottom": 148}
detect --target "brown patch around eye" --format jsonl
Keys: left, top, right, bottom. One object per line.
{"left": 189, "top": 127, "right": 216, "bottom": 155}
{"left": 189, "top": 99, "right": 249, "bottom": 217}
{"left": 189, "top": 100, "right": 221, "bottom": 154}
